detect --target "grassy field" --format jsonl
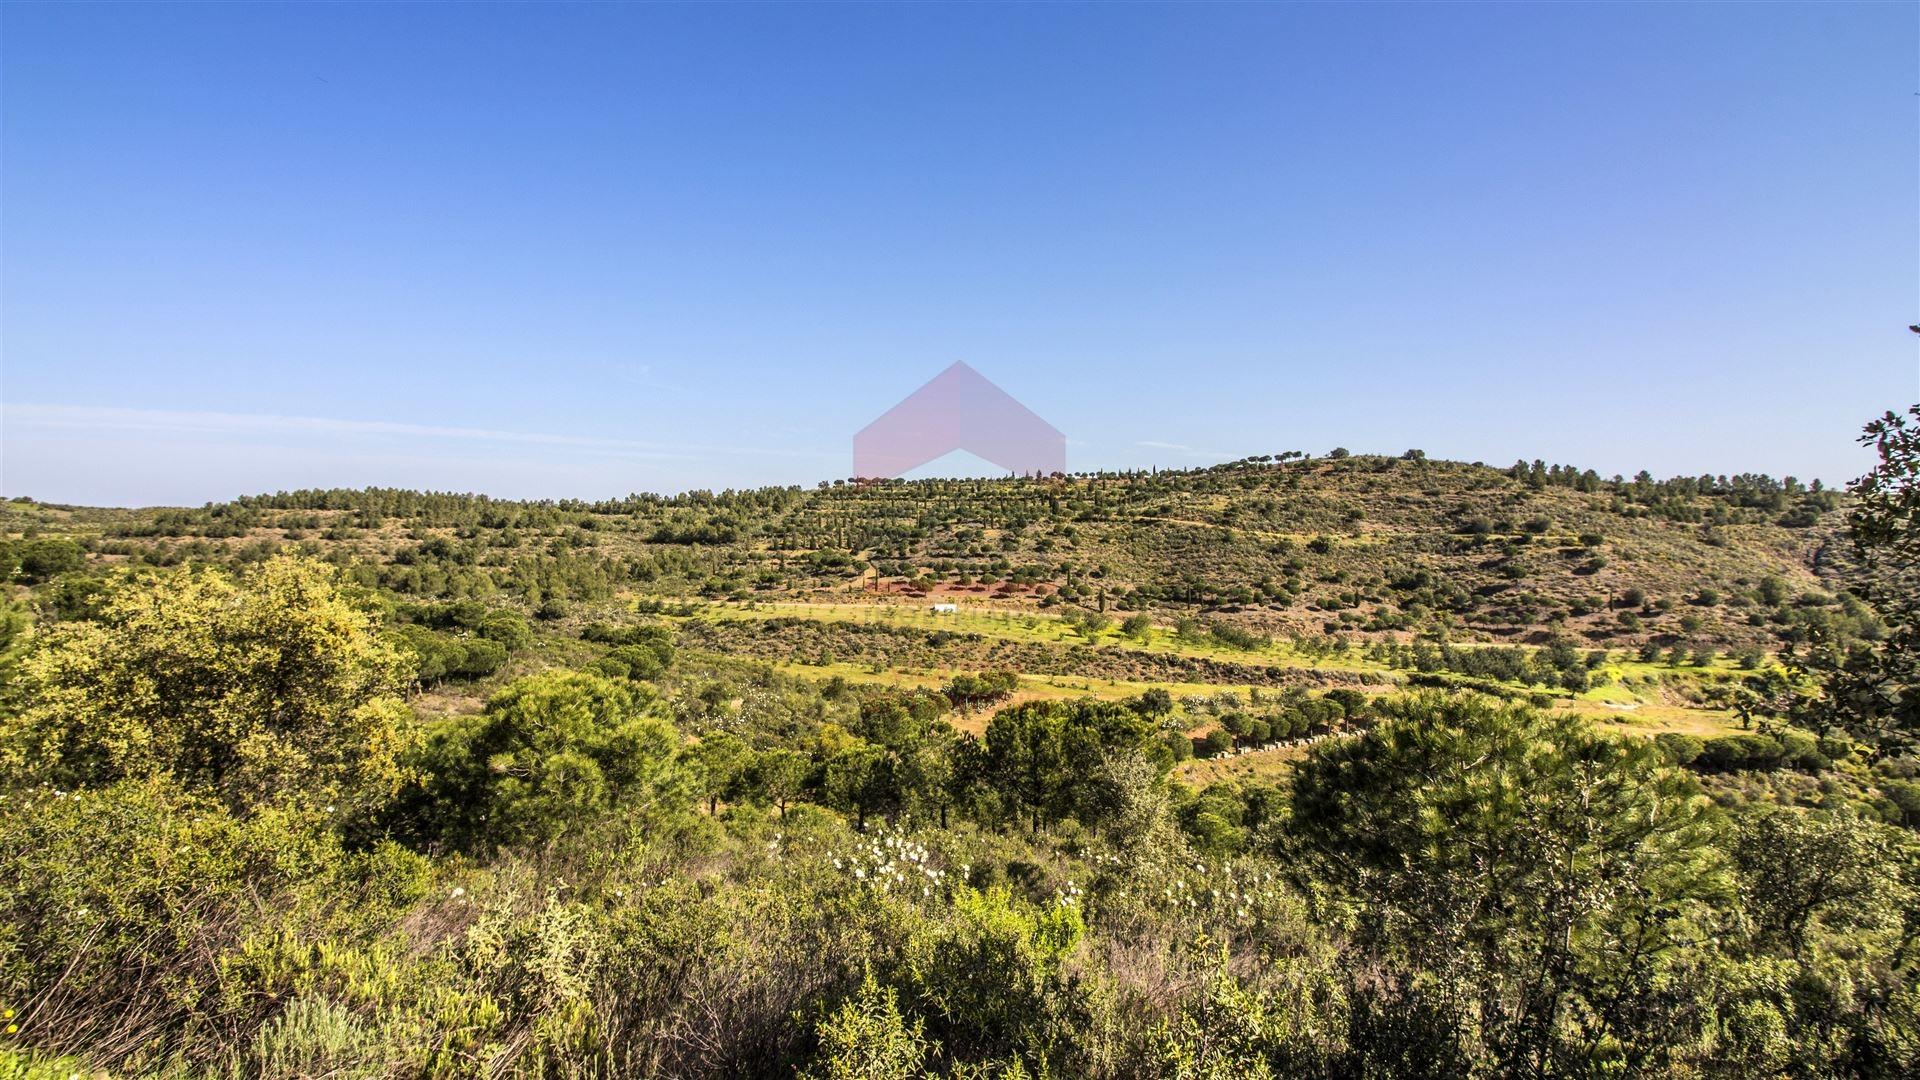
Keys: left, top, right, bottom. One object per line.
{"left": 687, "top": 597, "right": 1752, "bottom": 685}
{"left": 1170, "top": 700, "right": 1750, "bottom": 787}
{"left": 692, "top": 598, "right": 1540, "bottom": 678}
{"left": 683, "top": 597, "right": 1757, "bottom": 758}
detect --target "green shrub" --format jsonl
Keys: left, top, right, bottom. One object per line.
{"left": 1698, "top": 734, "right": 1786, "bottom": 773}
{"left": 1164, "top": 732, "right": 1194, "bottom": 762}
{"left": 582, "top": 621, "right": 675, "bottom": 676}
{"left": 1655, "top": 732, "right": 1705, "bottom": 766}
{"left": 803, "top": 975, "right": 933, "bottom": 1080}
{"left": 394, "top": 624, "right": 508, "bottom": 684}
{"left": 392, "top": 671, "right": 689, "bottom": 850}
{"left": 251, "top": 995, "right": 395, "bottom": 1080}
{"left": 1200, "top": 729, "right": 1234, "bottom": 758}
{"left": 0, "top": 781, "right": 429, "bottom": 1073}
{"left": 907, "top": 887, "right": 1085, "bottom": 1068}
{"left": 9, "top": 539, "right": 84, "bottom": 584}
{"left": 2, "top": 557, "right": 413, "bottom": 814}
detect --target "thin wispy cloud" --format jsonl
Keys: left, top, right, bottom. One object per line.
{"left": 1136, "top": 439, "right": 1234, "bottom": 459}
{"left": 603, "top": 362, "right": 695, "bottom": 394}
{"left": 2, "top": 404, "right": 835, "bottom": 462}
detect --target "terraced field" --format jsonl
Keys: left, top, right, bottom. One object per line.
{"left": 1, "top": 455, "right": 1849, "bottom": 780}
{"left": 670, "top": 598, "right": 1755, "bottom": 760}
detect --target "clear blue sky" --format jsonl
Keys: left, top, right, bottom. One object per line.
{"left": 2, "top": 2, "right": 1915, "bottom": 506}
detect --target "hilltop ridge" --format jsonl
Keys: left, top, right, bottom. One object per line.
{"left": 3, "top": 453, "right": 1855, "bottom": 652}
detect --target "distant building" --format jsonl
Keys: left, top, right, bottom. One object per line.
{"left": 929, "top": 603, "right": 958, "bottom": 614}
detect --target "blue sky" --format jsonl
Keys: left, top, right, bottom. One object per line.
{"left": 2, "top": 2, "right": 1915, "bottom": 506}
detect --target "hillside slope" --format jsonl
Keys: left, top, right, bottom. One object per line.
{"left": 1, "top": 454, "right": 1853, "bottom": 651}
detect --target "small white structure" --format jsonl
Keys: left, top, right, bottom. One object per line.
{"left": 929, "top": 603, "right": 958, "bottom": 614}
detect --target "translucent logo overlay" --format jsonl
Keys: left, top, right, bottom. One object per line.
{"left": 853, "top": 362, "right": 1066, "bottom": 480}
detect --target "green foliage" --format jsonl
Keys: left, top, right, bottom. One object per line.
{"left": 804, "top": 975, "right": 933, "bottom": 1080}
{"left": 582, "top": 620, "right": 675, "bottom": 680}
{"left": 1289, "top": 693, "right": 1733, "bottom": 1073}
{"left": 743, "top": 746, "right": 812, "bottom": 813}
{"left": 0, "top": 598, "right": 29, "bottom": 720}
{"left": 393, "top": 623, "right": 507, "bottom": 686}
{"left": 394, "top": 670, "right": 688, "bottom": 850}
{"left": 250, "top": 993, "right": 402, "bottom": 1080}
{"left": 1060, "top": 607, "right": 1112, "bottom": 637}
{"left": 1150, "top": 955, "right": 1293, "bottom": 1080}
{"left": 906, "top": 887, "right": 1086, "bottom": 1068}
{"left": 0, "top": 779, "right": 429, "bottom": 1071}
{"left": 981, "top": 699, "right": 1170, "bottom": 833}
{"left": 1654, "top": 731, "right": 1705, "bottom": 765}
{"left": 1206, "top": 622, "right": 1271, "bottom": 651}
{"left": 1730, "top": 806, "right": 1913, "bottom": 957}
{"left": 1692, "top": 731, "right": 1830, "bottom": 773}
{"left": 1, "top": 557, "right": 413, "bottom": 813}
{"left": 4, "top": 538, "right": 84, "bottom": 584}
{"left": 691, "top": 730, "right": 753, "bottom": 814}
{"left": 943, "top": 670, "right": 1018, "bottom": 711}
{"left": 2, "top": 672, "right": 1916, "bottom": 1078}
{"left": 1784, "top": 405, "right": 1920, "bottom": 749}
{"left": 1197, "top": 728, "right": 1233, "bottom": 758}
{"left": 1130, "top": 687, "right": 1174, "bottom": 716}
{"left": 0, "top": 443, "right": 1909, "bottom": 1077}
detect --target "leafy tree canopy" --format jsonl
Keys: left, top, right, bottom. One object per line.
{"left": 1289, "top": 692, "right": 1731, "bottom": 1073}
{"left": 3, "top": 556, "right": 413, "bottom": 813}
{"left": 396, "top": 669, "right": 687, "bottom": 850}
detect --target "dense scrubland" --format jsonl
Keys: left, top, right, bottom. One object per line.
{"left": 1, "top": 430, "right": 1916, "bottom": 1078}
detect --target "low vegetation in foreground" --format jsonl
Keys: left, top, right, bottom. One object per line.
{"left": 1, "top": 420, "right": 1918, "bottom": 1078}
